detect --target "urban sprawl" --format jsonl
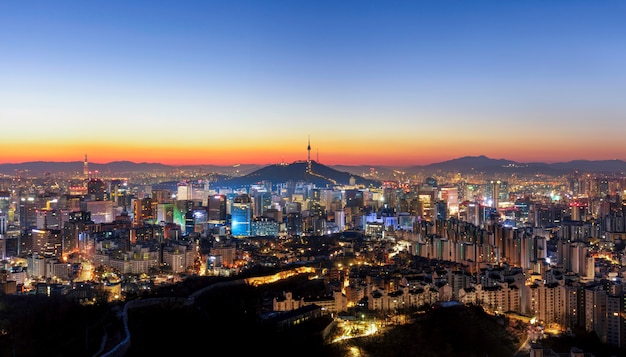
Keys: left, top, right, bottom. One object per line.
{"left": 1, "top": 156, "right": 625, "bottom": 351}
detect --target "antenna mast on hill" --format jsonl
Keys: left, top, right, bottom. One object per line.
{"left": 83, "top": 154, "right": 89, "bottom": 180}
{"left": 307, "top": 135, "right": 312, "bottom": 173}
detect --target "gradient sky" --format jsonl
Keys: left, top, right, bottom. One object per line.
{"left": 1, "top": 0, "right": 625, "bottom": 167}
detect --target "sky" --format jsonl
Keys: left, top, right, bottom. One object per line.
{"left": 1, "top": 0, "right": 625, "bottom": 167}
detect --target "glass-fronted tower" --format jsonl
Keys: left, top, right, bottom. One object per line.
{"left": 231, "top": 194, "right": 251, "bottom": 238}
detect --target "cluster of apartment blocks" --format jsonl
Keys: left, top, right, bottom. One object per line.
{"left": 1, "top": 173, "right": 626, "bottom": 342}
{"left": 263, "top": 175, "right": 626, "bottom": 348}
{"left": 273, "top": 258, "right": 626, "bottom": 348}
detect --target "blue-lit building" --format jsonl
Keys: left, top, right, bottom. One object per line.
{"left": 231, "top": 194, "right": 252, "bottom": 238}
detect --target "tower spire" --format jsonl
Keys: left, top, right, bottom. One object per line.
{"left": 83, "top": 154, "right": 89, "bottom": 180}
{"left": 306, "top": 135, "right": 312, "bottom": 173}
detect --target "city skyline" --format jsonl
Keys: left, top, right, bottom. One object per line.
{"left": 2, "top": 1, "right": 625, "bottom": 166}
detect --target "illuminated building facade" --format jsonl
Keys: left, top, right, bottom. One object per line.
{"left": 85, "top": 200, "right": 114, "bottom": 224}
{"left": 231, "top": 194, "right": 252, "bottom": 238}
{"left": 156, "top": 203, "right": 174, "bottom": 224}
{"left": 62, "top": 211, "right": 93, "bottom": 255}
{"left": 133, "top": 198, "right": 155, "bottom": 226}
{"left": 251, "top": 217, "right": 279, "bottom": 237}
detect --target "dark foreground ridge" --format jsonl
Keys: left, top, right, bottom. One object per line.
{"left": 122, "top": 276, "right": 524, "bottom": 357}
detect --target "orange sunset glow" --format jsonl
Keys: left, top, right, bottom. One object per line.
{"left": 1, "top": 1, "right": 625, "bottom": 167}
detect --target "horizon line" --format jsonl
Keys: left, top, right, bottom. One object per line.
{"left": 1, "top": 155, "right": 625, "bottom": 168}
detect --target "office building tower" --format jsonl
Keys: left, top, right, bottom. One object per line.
{"left": 184, "top": 211, "right": 195, "bottom": 235}
{"left": 439, "top": 186, "right": 459, "bottom": 217}
{"left": 262, "top": 208, "right": 283, "bottom": 224}
{"left": 0, "top": 213, "right": 6, "bottom": 260}
{"left": 208, "top": 194, "right": 227, "bottom": 224}
{"left": 18, "top": 196, "right": 38, "bottom": 230}
{"left": 87, "top": 178, "right": 106, "bottom": 201}
{"left": 151, "top": 189, "right": 173, "bottom": 204}
{"left": 252, "top": 190, "right": 272, "bottom": 218}
{"left": 231, "top": 194, "right": 252, "bottom": 238}
{"left": 434, "top": 200, "right": 447, "bottom": 221}
{"left": 286, "top": 212, "right": 302, "bottom": 237}
{"left": 29, "top": 228, "right": 62, "bottom": 258}
{"left": 109, "top": 179, "right": 128, "bottom": 208}
{"left": 285, "top": 201, "right": 302, "bottom": 214}
{"left": 156, "top": 203, "right": 175, "bottom": 224}
{"left": 174, "top": 199, "right": 200, "bottom": 227}
{"left": 533, "top": 204, "right": 565, "bottom": 227}
{"left": 190, "top": 208, "right": 207, "bottom": 234}
{"left": 490, "top": 180, "right": 501, "bottom": 209}
{"left": 85, "top": 200, "right": 114, "bottom": 224}
{"left": 0, "top": 191, "right": 10, "bottom": 217}
{"left": 335, "top": 210, "right": 345, "bottom": 232}
{"left": 62, "top": 211, "right": 93, "bottom": 256}
{"left": 466, "top": 202, "right": 481, "bottom": 226}
{"left": 176, "top": 181, "right": 207, "bottom": 202}
{"left": 344, "top": 189, "right": 364, "bottom": 208}
{"left": 35, "top": 209, "right": 61, "bottom": 230}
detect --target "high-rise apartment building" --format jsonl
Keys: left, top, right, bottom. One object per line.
{"left": 606, "top": 292, "right": 626, "bottom": 348}
{"left": 133, "top": 198, "right": 155, "bottom": 226}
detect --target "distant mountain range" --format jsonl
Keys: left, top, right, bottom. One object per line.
{"left": 333, "top": 155, "right": 626, "bottom": 177}
{"left": 0, "top": 161, "right": 261, "bottom": 177}
{"left": 406, "top": 155, "right": 626, "bottom": 176}
{"left": 1, "top": 156, "right": 625, "bottom": 180}
{"left": 336, "top": 156, "right": 626, "bottom": 177}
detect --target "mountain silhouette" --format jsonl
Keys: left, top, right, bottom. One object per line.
{"left": 213, "top": 160, "right": 381, "bottom": 188}
{"left": 402, "top": 156, "right": 626, "bottom": 175}
{"left": 0, "top": 161, "right": 260, "bottom": 176}
{"left": 2, "top": 156, "right": 626, "bottom": 179}
{"left": 412, "top": 155, "right": 516, "bottom": 172}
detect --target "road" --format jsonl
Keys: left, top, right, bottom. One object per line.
{"left": 512, "top": 329, "right": 531, "bottom": 357}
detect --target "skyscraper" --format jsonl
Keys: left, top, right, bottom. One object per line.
{"left": 231, "top": 194, "right": 251, "bottom": 238}
{"left": 87, "top": 178, "right": 106, "bottom": 201}
{"left": 208, "top": 194, "right": 227, "bottom": 224}
{"left": 490, "top": 180, "right": 500, "bottom": 209}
